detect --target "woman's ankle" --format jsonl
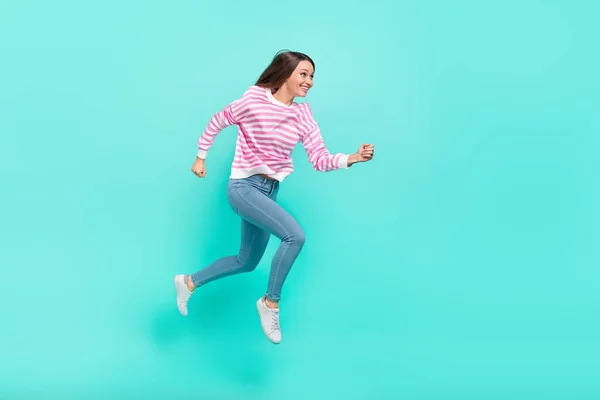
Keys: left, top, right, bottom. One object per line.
{"left": 185, "top": 275, "right": 195, "bottom": 292}
{"left": 264, "top": 297, "right": 279, "bottom": 309}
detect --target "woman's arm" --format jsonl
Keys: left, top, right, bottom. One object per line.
{"left": 299, "top": 104, "right": 374, "bottom": 171}
{"left": 196, "top": 87, "right": 254, "bottom": 159}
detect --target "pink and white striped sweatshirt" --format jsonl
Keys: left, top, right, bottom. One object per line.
{"left": 197, "top": 85, "right": 349, "bottom": 182}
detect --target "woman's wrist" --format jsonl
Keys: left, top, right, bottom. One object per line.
{"left": 347, "top": 153, "right": 360, "bottom": 166}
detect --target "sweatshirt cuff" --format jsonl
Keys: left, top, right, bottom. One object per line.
{"left": 197, "top": 149, "right": 208, "bottom": 159}
{"left": 338, "top": 154, "right": 350, "bottom": 169}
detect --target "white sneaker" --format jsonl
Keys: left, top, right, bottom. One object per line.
{"left": 174, "top": 274, "right": 193, "bottom": 316}
{"left": 256, "top": 296, "right": 282, "bottom": 344}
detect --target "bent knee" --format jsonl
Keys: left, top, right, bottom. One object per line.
{"left": 237, "top": 257, "right": 260, "bottom": 273}
{"left": 297, "top": 230, "right": 306, "bottom": 246}
{"left": 285, "top": 228, "right": 305, "bottom": 246}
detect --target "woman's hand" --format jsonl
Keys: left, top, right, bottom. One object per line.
{"left": 191, "top": 157, "right": 206, "bottom": 178}
{"left": 348, "top": 144, "right": 375, "bottom": 166}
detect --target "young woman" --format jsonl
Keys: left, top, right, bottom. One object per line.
{"left": 174, "top": 50, "right": 374, "bottom": 344}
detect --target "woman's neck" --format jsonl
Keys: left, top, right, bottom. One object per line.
{"left": 272, "top": 87, "right": 294, "bottom": 106}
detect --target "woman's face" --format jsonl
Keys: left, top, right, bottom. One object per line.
{"left": 283, "top": 60, "right": 314, "bottom": 98}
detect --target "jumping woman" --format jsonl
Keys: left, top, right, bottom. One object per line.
{"left": 174, "top": 50, "right": 375, "bottom": 344}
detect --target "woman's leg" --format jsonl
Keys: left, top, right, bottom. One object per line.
{"left": 175, "top": 220, "right": 269, "bottom": 316}
{"left": 227, "top": 182, "right": 305, "bottom": 303}
{"left": 175, "top": 175, "right": 305, "bottom": 344}
{"left": 227, "top": 179, "right": 305, "bottom": 344}
{"left": 188, "top": 219, "right": 270, "bottom": 288}
{"left": 174, "top": 179, "right": 272, "bottom": 317}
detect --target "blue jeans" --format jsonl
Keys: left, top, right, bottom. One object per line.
{"left": 190, "top": 174, "right": 306, "bottom": 302}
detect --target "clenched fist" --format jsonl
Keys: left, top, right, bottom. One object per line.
{"left": 348, "top": 144, "right": 375, "bottom": 166}
{"left": 191, "top": 158, "right": 206, "bottom": 178}
{"left": 358, "top": 144, "right": 374, "bottom": 161}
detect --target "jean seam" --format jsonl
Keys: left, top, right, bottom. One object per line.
{"left": 238, "top": 221, "right": 259, "bottom": 269}
{"left": 267, "top": 244, "right": 289, "bottom": 301}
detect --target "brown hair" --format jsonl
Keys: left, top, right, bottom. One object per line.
{"left": 255, "top": 50, "right": 315, "bottom": 93}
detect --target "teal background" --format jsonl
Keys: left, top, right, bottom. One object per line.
{"left": 1, "top": 0, "right": 598, "bottom": 398}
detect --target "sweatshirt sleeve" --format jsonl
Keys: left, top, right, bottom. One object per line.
{"left": 299, "top": 103, "right": 349, "bottom": 172}
{"left": 196, "top": 87, "right": 253, "bottom": 159}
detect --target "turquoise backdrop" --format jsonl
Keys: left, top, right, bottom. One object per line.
{"left": 1, "top": 0, "right": 598, "bottom": 398}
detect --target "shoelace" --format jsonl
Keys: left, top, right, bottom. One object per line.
{"left": 270, "top": 310, "right": 280, "bottom": 331}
